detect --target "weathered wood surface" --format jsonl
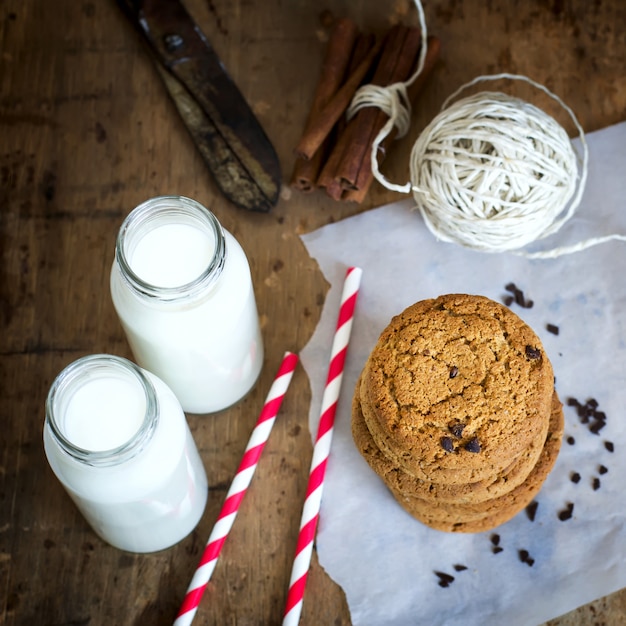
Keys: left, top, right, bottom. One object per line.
{"left": 1, "top": 1, "right": 625, "bottom": 624}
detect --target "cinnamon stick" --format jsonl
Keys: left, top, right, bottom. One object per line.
{"left": 336, "top": 25, "right": 422, "bottom": 190}
{"left": 316, "top": 33, "right": 375, "bottom": 191}
{"left": 290, "top": 17, "right": 359, "bottom": 191}
{"left": 294, "top": 37, "right": 382, "bottom": 161}
{"left": 343, "top": 36, "right": 441, "bottom": 203}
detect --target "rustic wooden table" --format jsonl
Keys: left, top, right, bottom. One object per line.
{"left": 2, "top": 1, "right": 626, "bottom": 624}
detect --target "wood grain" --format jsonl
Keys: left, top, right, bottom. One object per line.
{"left": 1, "top": 1, "right": 625, "bottom": 624}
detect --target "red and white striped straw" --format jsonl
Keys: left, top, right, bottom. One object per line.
{"left": 174, "top": 351, "right": 299, "bottom": 626}
{"left": 283, "top": 266, "right": 362, "bottom": 626}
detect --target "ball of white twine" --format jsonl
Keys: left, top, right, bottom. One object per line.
{"left": 347, "top": 0, "right": 626, "bottom": 259}
{"left": 409, "top": 89, "right": 580, "bottom": 254}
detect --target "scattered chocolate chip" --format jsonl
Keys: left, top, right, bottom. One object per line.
{"left": 518, "top": 549, "right": 535, "bottom": 566}
{"left": 448, "top": 421, "right": 465, "bottom": 439}
{"left": 566, "top": 397, "right": 609, "bottom": 436}
{"left": 504, "top": 282, "right": 534, "bottom": 308}
{"left": 558, "top": 502, "right": 574, "bottom": 521}
{"left": 453, "top": 564, "right": 468, "bottom": 572}
{"left": 434, "top": 571, "right": 455, "bottom": 587}
{"left": 440, "top": 436, "right": 455, "bottom": 453}
{"left": 525, "top": 501, "right": 539, "bottom": 522}
{"left": 464, "top": 437, "right": 481, "bottom": 453}
{"left": 566, "top": 436, "right": 575, "bottom": 445}
{"left": 449, "top": 366, "right": 459, "bottom": 379}
{"left": 570, "top": 471, "right": 581, "bottom": 484}
{"left": 605, "top": 441, "right": 615, "bottom": 453}
{"left": 592, "top": 477, "right": 601, "bottom": 491}
{"left": 503, "top": 295, "right": 514, "bottom": 306}
{"left": 492, "top": 546, "right": 504, "bottom": 554}
{"left": 589, "top": 419, "right": 606, "bottom": 435}
{"left": 598, "top": 465, "right": 608, "bottom": 475}
{"left": 525, "top": 345, "right": 542, "bottom": 360}
{"left": 490, "top": 534, "right": 501, "bottom": 546}
{"left": 546, "top": 323, "right": 560, "bottom": 335}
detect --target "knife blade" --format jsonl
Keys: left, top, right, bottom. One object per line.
{"left": 116, "top": 0, "right": 281, "bottom": 212}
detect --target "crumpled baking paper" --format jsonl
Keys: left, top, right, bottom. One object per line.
{"left": 299, "top": 121, "right": 626, "bottom": 626}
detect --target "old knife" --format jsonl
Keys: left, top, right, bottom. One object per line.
{"left": 116, "top": 0, "right": 281, "bottom": 212}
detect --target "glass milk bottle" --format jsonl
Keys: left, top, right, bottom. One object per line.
{"left": 110, "top": 195, "right": 264, "bottom": 414}
{"left": 43, "top": 354, "right": 208, "bottom": 553}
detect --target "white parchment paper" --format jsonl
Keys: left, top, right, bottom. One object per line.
{"left": 300, "top": 122, "right": 626, "bottom": 625}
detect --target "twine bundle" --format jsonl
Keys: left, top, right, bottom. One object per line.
{"left": 409, "top": 87, "right": 582, "bottom": 255}
{"left": 347, "top": 0, "right": 626, "bottom": 259}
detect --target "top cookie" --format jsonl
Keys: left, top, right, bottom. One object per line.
{"left": 361, "top": 294, "right": 554, "bottom": 483}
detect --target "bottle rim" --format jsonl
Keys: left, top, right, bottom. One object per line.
{"left": 45, "top": 354, "right": 159, "bottom": 467}
{"left": 115, "top": 195, "right": 226, "bottom": 301}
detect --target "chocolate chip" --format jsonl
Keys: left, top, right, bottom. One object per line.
{"left": 525, "top": 345, "right": 541, "bottom": 360}
{"left": 518, "top": 550, "right": 535, "bottom": 567}
{"left": 589, "top": 419, "right": 606, "bottom": 435}
{"left": 598, "top": 465, "right": 608, "bottom": 475}
{"left": 490, "top": 534, "right": 501, "bottom": 546}
{"left": 546, "top": 323, "right": 560, "bottom": 335}
{"left": 503, "top": 295, "right": 514, "bottom": 306}
{"left": 449, "top": 366, "right": 459, "bottom": 379}
{"left": 566, "top": 436, "right": 575, "bottom": 445}
{"left": 448, "top": 422, "right": 465, "bottom": 439}
{"left": 492, "top": 546, "right": 504, "bottom": 554}
{"left": 434, "top": 571, "right": 455, "bottom": 587}
{"left": 504, "top": 283, "right": 534, "bottom": 308}
{"left": 464, "top": 437, "right": 481, "bottom": 453}
{"left": 453, "top": 564, "right": 468, "bottom": 572}
{"left": 605, "top": 441, "right": 615, "bottom": 453}
{"left": 440, "top": 436, "right": 455, "bottom": 453}
{"left": 558, "top": 502, "right": 574, "bottom": 521}
{"left": 525, "top": 501, "right": 539, "bottom": 522}
{"left": 592, "top": 477, "right": 601, "bottom": 491}
{"left": 570, "top": 472, "right": 581, "bottom": 484}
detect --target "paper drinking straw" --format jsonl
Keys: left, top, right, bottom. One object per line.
{"left": 283, "top": 266, "right": 362, "bottom": 626}
{"left": 174, "top": 351, "right": 299, "bottom": 626}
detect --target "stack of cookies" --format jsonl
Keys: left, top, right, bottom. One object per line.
{"left": 352, "top": 294, "right": 564, "bottom": 533}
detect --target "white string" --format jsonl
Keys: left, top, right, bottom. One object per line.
{"left": 344, "top": 0, "right": 626, "bottom": 258}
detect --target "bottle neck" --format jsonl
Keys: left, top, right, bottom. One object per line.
{"left": 115, "top": 195, "right": 226, "bottom": 302}
{"left": 45, "top": 355, "right": 159, "bottom": 467}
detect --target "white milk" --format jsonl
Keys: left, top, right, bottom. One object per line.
{"left": 110, "top": 196, "right": 263, "bottom": 414}
{"left": 43, "top": 355, "right": 208, "bottom": 553}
